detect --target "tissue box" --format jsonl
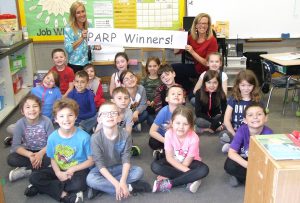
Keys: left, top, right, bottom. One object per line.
{"left": 0, "top": 30, "right": 22, "bottom": 47}
{"left": 93, "top": 46, "right": 124, "bottom": 61}
{"left": 10, "top": 54, "right": 26, "bottom": 72}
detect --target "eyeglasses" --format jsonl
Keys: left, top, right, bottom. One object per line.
{"left": 123, "top": 75, "right": 135, "bottom": 83}
{"left": 196, "top": 22, "right": 208, "bottom": 27}
{"left": 99, "top": 111, "right": 119, "bottom": 118}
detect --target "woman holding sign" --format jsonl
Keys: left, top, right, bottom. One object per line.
{"left": 64, "top": 1, "right": 100, "bottom": 73}
{"left": 173, "top": 13, "right": 218, "bottom": 95}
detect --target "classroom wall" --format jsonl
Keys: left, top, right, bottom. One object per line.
{"left": 0, "top": 0, "right": 17, "bottom": 15}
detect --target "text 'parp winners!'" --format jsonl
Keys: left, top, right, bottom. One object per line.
{"left": 88, "top": 28, "right": 188, "bottom": 49}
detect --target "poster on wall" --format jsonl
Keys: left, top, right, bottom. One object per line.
{"left": 17, "top": 0, "right": 184, "bottom": 42}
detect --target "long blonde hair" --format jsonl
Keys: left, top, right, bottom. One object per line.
{"left": 69, "top": 1, "right": 87, "bottom": 35}
{"left": 190, "top": 13, "right": 214, "bottom": 40}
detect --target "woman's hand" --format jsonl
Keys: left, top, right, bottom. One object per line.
{"left": 94, "top": 45, "right": 102, "bottom": 50}
{"left": 185, "top": 45, "right": 194, "bottom": 53}
{"left": 81, "top": 29, "right": 88, "bottom": 39}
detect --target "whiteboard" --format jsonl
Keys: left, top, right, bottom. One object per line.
{"left": 187, "top": 0, "right": 300, "bottom": 39}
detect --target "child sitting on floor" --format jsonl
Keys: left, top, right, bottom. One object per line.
{"left": 151, "top": 105, "right": 209, "bottom": 193}
{"left": 86, "top": 102, "right": 151, "bottom": 200}
{"left": 224, "top": 103, "right": 273, "bottom": 187}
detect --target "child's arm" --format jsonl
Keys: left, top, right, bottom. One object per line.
{"left": 109, "top": 73, "right": 116, "bottom": 96}
{"left": 99, "top": 166, "right": 129, "bottom": 200}
{"left": 194, "top": 90, "right": 210, "bottom": 120}
{"left": 51, "top": 158, "right": 69, "bottom": 182}
{"left": 224, "top": 105, "right": 236, "bottom": 136}
{"left": 63, "top": 82, "right": 74, "bottom": 98}
{"left": 125, "top": 124, "right": 132, "bottom": 135}
{"left": 193, "top": 77, "right": 203, "bottom": 94}
{"left": 65, "top": 156, "right": 94, "bottom": 177}
{"left": 165, "top": 150, "right": 191, "bottom": 172}
{"left": 222, "top": 79, "right": 228, "bottom": 96}
{"left": 119, "top": 163, "right": 131, "bottom": 199}
{"left": 149, "top": 123, "right": 165, "bottom": 143}
{"left": 31, "top": 146, "right": 47, "bottom": 169}
{"left": 154, "top": 86, "right": 163, "bottom": 113}
{"left": 94, "top": 81, "right": 106, "bottom": 108}
{"left": 228, "top": 148, "right": 247, "bottom": 168}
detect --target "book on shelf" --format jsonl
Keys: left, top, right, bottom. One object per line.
{"left": 255, "top": 134, "right": 300, "bottom": 160}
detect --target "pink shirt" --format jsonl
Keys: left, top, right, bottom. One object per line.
{"left": 164, "top": 129, "right": 201, "bottom": 162}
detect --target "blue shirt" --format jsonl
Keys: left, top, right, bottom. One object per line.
{"left": 227, "top": 96, "right": 253, "bottom": 131}
{"left": 68, "top": 88, "right": 96, "bottom": 122}
{"left": 31, "top": 85, "right": 62, "bottom": 119}
{"left": 64, "top": 22, "right": 93, "bottom": 66}
{"left": 230, "top": 124, "right": 273, "bottom": 157}
{"left": 154, "top": 105, "right": 172, "bottom": 137}
{"left": 46, "top": 127, "right": 92, "bottom": 171}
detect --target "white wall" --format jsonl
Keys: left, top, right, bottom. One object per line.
{"left": 0, "top": 0, "right": 17, "bottom": 15}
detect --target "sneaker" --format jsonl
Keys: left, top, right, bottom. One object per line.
{"left": 131, "top": 145, "right": 141, "bottom": 156}
{"left": 152, "top": 179, "right": 172, "bottom": 193}
{"left": 9, "top": 167, "right": 32, "bottom": 182}
{"left": 221, "top": 143, "right": 231, "bottom": 153}
{"left": 152, "top": 149, "right": 161, "bottom": 160}
{"left": 24, "top": 184, "right": 39, "bottom": 197}
{"left": 62, "top": 191, "right": 83, "bottom": 203}
{"left": 87, "top": 187, "right": 101, "bottom": 200}
{"left": 229, "top": 175, "right": 239, "bottom": 187}
{"left": 133, "top": 123, "right": 142, "bottom": 132}
{"left": 186, "top": 180, "right": 202, "bottom": 193}
{"left": 4, "top": 136, "right": 12, "bottom": 146}
{"left": 130, "top": 180, "right": 152, "bottom": 195}
{"left": 220, "top": 132, "right": 231, "bottom": 143}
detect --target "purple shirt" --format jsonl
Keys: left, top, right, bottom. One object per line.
{"left": 230, "top": 124, "right": 273, "bottom": 158}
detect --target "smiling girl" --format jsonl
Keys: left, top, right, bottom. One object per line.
{"left": 194, "top": 70, "right": 227, "bottom": 134}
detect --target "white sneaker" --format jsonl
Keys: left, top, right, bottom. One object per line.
{"left": 187, "top": 180, "right": 202, "bottom": 193}
{"left": 9, "top": 167, "right": 32, "bottom": 182}
{"left": 222, "top": 143, "right": 231, "bottom": 153}
{"left": 136, "top": 123, "right": 142, "bottom": 132}
{"left": 75, "top": 191, "right": 83, "bottom": 203}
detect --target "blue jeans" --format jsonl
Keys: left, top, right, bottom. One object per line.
{"left": 133, "top": 110, "right": 148, "bottom": 127}
{"left": 86, "top": 165, "right": 144, "bottom": 195}
{"left": 78, "top": 114, "right": 98, "bottom": 134}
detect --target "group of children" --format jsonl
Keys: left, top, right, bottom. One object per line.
{"left": 5, "top": 48, "right": 274, "bottom": 202}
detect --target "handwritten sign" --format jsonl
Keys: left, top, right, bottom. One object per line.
{"left": 88, "top": 28, "right": 188, "bottom": 49}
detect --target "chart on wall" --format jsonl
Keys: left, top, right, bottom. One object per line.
{"left": 17, "top": 0, "right": 184, "bottom": 42}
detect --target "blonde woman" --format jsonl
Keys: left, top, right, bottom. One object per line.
{"left": 64, "top": 1, "right": 101, "bottom": 73}
{"left": 173, "top": 13, "right": 218, "bottom": 94}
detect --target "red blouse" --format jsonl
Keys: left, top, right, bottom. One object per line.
{"left": 187, "top": 35, "right": 218, "bottom": 74}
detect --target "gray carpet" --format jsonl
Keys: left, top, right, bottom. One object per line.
{"left": 0, "top": 110, "right": 244, "bottom": 203}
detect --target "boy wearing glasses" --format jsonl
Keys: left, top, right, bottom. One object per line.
{"left": 68, "top": 70, "right": 97, "bottom": 134}
{"left": 86, "top": 101, "right": 151, "bottom": 200}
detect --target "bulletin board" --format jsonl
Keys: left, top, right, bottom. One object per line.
{"left": 187, "top": 0, "right": 300, "bottom": 39}
{"left": 17, "top": 0, "right": 185, "bottom": 42}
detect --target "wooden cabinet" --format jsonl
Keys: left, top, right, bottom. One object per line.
{"left": 245, "top": 136, "right": 300, "bottom": 203}
{"left": 0, "top": 40, "right": 35, "bottom": 124}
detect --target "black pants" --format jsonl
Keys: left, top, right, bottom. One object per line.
{"left": 149, "top": 137, "right": 164, "bottom": 150}
{"left": 29, "top": 167, "right": 89, "bottom": 201}
{"left": 151, "top": 158, "right": 209, "bottom": 187}
{"left": 224, "top": 157, "right": 247, "bottom": 183}
{"left": 7, "top": 151, "right": 50, "bottom": 170}
{"left": 68, "top": 63, "right": 86, "bottom": 73}
{"left": 172, "top": 63, "right": 200, "bottom": 94}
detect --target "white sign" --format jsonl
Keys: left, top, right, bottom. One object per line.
{"left": 88, "top": 28, "right": 188, "bottom": 49}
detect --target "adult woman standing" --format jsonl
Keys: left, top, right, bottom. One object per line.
{"left": 173, "top": 13, "right": 218, "bottom": 94}
{"left": 64, "top": 1, "right": 100, "bottom": 73}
